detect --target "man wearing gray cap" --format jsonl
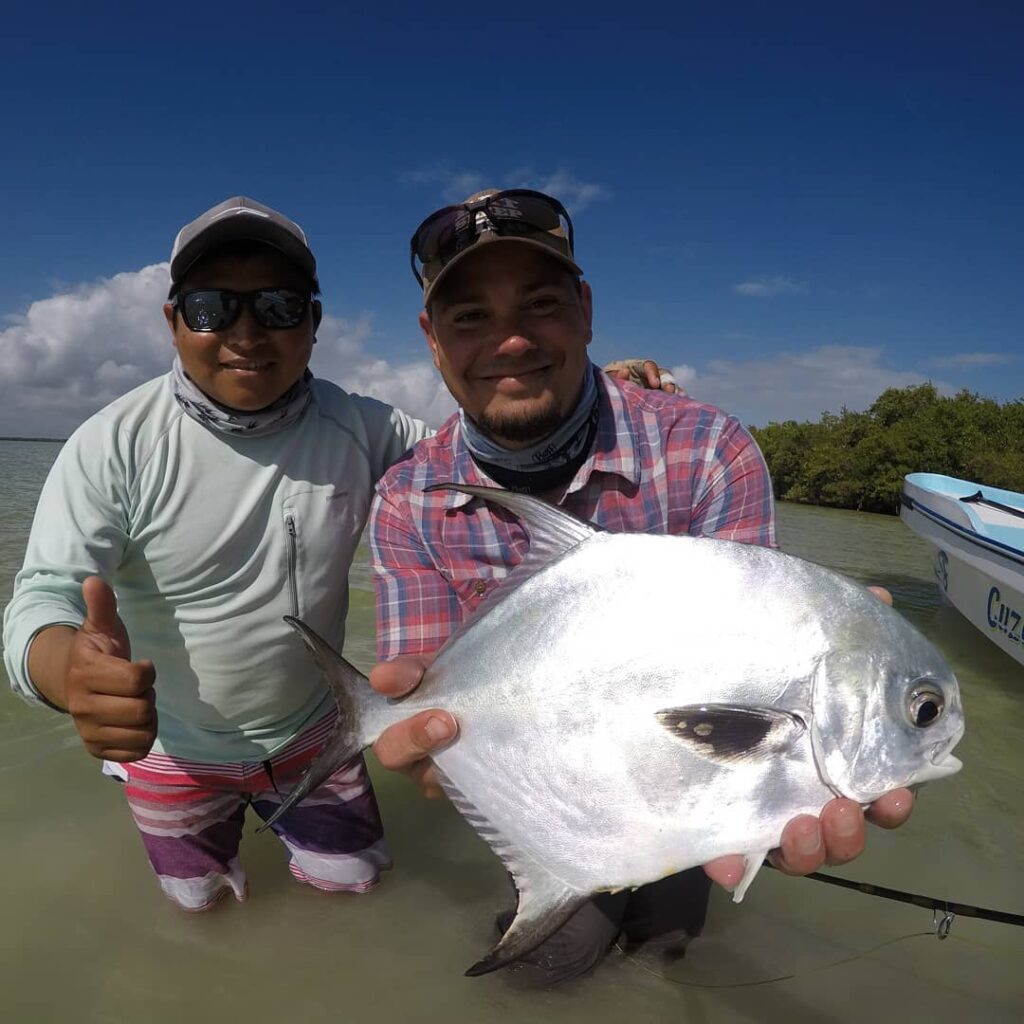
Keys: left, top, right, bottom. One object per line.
{"left": 3, "top": 196, "right": 432, "bottom": 910}
{"left": 363, "top": 188, "right": 916, "bottom": 984}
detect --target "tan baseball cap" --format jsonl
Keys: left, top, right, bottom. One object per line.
{"left": 413, "top": 188, "right": 583, "bottom": 304}
{"left": 170, "top": 196, "right": 316, "bottom": 285}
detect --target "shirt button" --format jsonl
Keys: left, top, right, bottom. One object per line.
{"left": 474, "top": 580, "right": 487, "bottom": 595}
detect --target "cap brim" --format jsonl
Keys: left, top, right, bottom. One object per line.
{"left": 423, "top": 234, "right": 583, "bottom": 305}
{"left": 171, "top": 216, "right": 316, "bottom": 284}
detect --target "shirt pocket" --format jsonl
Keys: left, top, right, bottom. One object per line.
{"left": 282, "top": 484, "right": 360, "bottom": 621}
{"left": 282, "top": 506, "right": 301, "bottom": 618}
{"left": 434, "top": 511, "right": 528, "bottom": 613}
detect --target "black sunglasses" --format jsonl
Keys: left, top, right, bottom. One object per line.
{"left": 409, "top": 189, "right": 575, "bottom": 288}
{"left": 173, "top": 288, "right": 311, "bottom": 332}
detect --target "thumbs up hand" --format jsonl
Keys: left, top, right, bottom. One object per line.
{"left": 64, "top": 576, "right": 157, "bottom": 762}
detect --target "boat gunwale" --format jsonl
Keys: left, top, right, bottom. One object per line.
{"left": 899, "top": 492, "right": 1024, "bottom": 568}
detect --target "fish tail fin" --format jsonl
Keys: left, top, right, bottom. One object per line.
{"left": 257, "top": 616, "right": 378, "bottom": 833}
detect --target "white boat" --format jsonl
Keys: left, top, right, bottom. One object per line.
{"left": 900, "top": 473, "right": 1024, "bottom": 666}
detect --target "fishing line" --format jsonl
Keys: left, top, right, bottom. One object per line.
{"left": 616, "top": 930, "right": 933, "bottom": 988}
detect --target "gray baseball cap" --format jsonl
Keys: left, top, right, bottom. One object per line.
{"left": 169, "top": 196, "right": 317, "bottom": 284}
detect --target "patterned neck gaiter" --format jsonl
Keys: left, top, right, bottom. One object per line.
{"left": 459, "top": 363, "right": 600, "bottom": 494}
{"left": 171, "top": 356, "right": 313, "bottom": 438}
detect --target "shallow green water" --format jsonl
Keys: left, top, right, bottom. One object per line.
{"left": 1, "top": 440, "right": 1021, "bottom": 1022}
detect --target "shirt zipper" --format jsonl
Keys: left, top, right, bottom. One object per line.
{"left": 285, "top": 512, "right": 299, "bottom": 617}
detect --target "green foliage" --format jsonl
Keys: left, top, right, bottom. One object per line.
{"left": 750, "top": 385, "right": 1024, "bottom": 514}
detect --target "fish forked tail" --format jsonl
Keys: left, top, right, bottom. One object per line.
{"left": 257, "top": 616, "right": 379, "bottom": 833}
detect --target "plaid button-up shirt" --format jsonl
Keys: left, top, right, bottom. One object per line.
{"left": 370, "top": 369, "right": 776, "bottom": 659}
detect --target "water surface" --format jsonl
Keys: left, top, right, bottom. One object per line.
{"left": 1, "top": 441, "right": 1021, "bottom": 1022}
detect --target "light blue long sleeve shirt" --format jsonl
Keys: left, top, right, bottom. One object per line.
{"left": 3, "top": 371, "right": 429, "bottom": 762}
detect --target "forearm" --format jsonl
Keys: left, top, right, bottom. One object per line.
{"left": 25, "top": 625, "right": 76, "bottom": 710}
{"left": 4, "top": 425, "right": 130, "bottom": 705}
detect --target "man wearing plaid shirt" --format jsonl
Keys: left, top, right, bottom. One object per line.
{"left": 371, "top": 371, "right": 776, "bottom": 665}
{"left": 367, "top": 188, "right": 914, "bottom": 984}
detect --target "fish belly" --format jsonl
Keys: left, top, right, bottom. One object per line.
{"left": 422, "top": 533, "right": 833, "bottom": 892}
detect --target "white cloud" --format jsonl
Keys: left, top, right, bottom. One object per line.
{"left": 670, "top": 345, "right": 946, "bottom": 426}
{"left": 733, "top": 275, "right": 809, "bottom": 298}
{"left": 438, "top": 172, "right": 487, "bottom": 204}
{"left": 2, "top": 268, "right": 968, "bottom": 443}
{"left": 402, "top": 165, "right": 609, "bottom": 212}
{"left": 0, "top": 266, "right": 454, "bottom": 438}
{"left": 310, "top": 314, "right": 455, "bottom": 427}
{"left": 506, "top": 169, "right": 611, "bottom": 213}
{"left": 0, "top": 264, "right": 173, "bottom": 437}
{"left": 927, "top": 351, "right": 1015, "bottom": 369}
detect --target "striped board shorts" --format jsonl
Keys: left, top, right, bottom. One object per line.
{"left": 103, "top": 712, "right": 390, "bottom": 912}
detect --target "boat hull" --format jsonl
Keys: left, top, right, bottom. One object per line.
{"left": 900, "top": 475, "right": 1024, "bottom": 666}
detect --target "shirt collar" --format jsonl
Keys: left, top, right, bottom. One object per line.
{"left": 567, "top": 369, "right": 642, "bottom": 495}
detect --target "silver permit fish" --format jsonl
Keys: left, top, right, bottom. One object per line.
{"left": 262, "top": 484, "right": 965, "bottom": 976}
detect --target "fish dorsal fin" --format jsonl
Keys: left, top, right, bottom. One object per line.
{"left": 433, "top": 766, "right": 587, "bottom": 976}
{"left": 656, "top": 704, "right": 805, "bottom": 766}
{"left": 425, "top": 482, "right": 599, "bottom": 567}
{"left": 425, "top": 483, "right": 601, "bottom": 630}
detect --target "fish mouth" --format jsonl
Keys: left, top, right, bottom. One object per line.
{"left": 926, "top": 732, "right": 963, "bottom": 778}
{"left": 909, "top": 734, "right": 964, "bottom": 783}
{"left": 928, "top": 753, "right": 962, "bottom": 777}
{"left": 907, "top": 750, "right": 962, "bottom": 787}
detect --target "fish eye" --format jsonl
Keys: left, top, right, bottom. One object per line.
{"left": 908, "top": 684, "right": 945, "bottom": 728}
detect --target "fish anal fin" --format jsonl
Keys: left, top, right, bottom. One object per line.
{"left": 433, "top": 766, "right": 542, "bottom": 883}
{"left": 465, "top": 874, "right": 587, "bottom": 977}
{"left": 656, "top": 704, "right": 805, "bottom": 766}
{"left": 431, "top": 767, "right": 588, "bottom": 977}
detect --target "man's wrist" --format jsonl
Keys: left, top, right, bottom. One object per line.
{"left": 25, "top": 624, "right": 77, "bottom": 712}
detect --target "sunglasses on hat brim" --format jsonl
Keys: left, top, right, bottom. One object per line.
{"left": 172, "top": 288, "right": 312, "bottom": 332}
{"left": 409, "top": 189, "right": 575, "bottom": 289}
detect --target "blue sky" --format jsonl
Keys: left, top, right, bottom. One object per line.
{"left": 1, "top": 2, "right": 1021, "bottom": 436}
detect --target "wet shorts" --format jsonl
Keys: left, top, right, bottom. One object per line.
{"left": 501, "top": 867, "right": 713, "bottom": 987}
{"left": 104, "top": 713, "right": 390, "bottom": 911}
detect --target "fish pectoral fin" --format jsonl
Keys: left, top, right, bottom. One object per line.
{"left": 655, "top": 705, "right": 805, "bottom": 766}
{"left": 732, "top": 849, "right": 769, "bottom": 903}
{"left": 465, "top": 872, "right": 588, "bottom": 977}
